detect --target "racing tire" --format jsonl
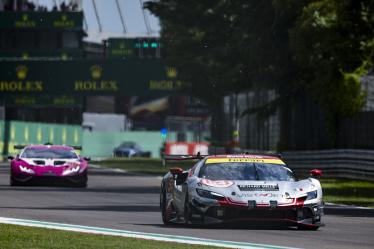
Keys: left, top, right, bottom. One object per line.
{"left": 10, "top": 172, "right": 22, "bottom": 186}
{"left": 184, "top": 193, "right": 192, "bottom": 225}
{"left": 74, "top": 172, "right": 87, "bottom": 188}
{"left": 161, "top": 189, "right": 172, "bottom": 225}
{"left": 10, "top": 177, "right": 22, "bottom": 186}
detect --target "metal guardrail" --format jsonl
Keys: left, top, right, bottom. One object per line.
{"left": 282, "top": 149, "right": 374, "bottom": 181}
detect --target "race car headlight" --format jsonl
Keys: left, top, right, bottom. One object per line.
{"left": 19, "top": 166, "right": 35, "bottom": 174}
{"left": 306, "top": 190, "right": 318, "bottom": 200}
{"left": 62, "top": 166, "right": 80, "bottom": 176}
{"left": 196, "top": 189, "right": 225, "bottom": 200}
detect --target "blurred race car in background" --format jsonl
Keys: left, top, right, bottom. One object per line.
{"left": 8, "top": 144, "right": 89, "bottom": 187}
{"left": 160, "top": 154, "right": 324, "bottom": 230}
{"left": 113, "top": 141, "right": 151, "bottom": 158}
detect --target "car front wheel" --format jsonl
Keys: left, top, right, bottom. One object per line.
{"left": 184, "top": 193, "right": 192, "bottom": 224}
{"left": 161, "top": 190, "right": 172, "bottom": 225}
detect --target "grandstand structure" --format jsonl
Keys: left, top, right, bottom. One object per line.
{"left": 0, "top": 0, "right": 175, "bottom": 126}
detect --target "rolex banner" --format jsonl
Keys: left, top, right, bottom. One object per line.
{"left": 0, "top": 60, "right": 181, "bottom": 97}
{"left": 0, "top": 12, "right": 83, "bottom": 30}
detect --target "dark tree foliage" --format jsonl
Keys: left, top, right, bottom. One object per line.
{"left": 146, "top": 0, "right": 374, "bottom": 146}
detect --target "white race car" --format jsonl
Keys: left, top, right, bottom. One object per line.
{"left": 160, "top": 154, "right": 324, "bottom": 230}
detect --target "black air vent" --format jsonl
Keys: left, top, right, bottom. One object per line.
{"left": 33, "top": 160, "right": 45, "bottom": 165}
{"left": 54, "top": 161, "right": 66, "bottom": 165}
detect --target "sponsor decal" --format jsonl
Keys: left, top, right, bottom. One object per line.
{"left": 237, "top": 193, "right": 279, "bottom": 198}
{"left": 205, "top": 158, "right": 285, "bottom": 165}
{"left": 14, "top": 14, "right": 36, "bottom": 28}
{"left": 238, "top": 184, "right": 279, "bottom": 191}
{"left": 0, "top": 65, "right": 43, "bottom": 93}
{"left": 74, "top": 65, "right": 118, "bottom": 92}
{"left": 111, "top": 42, "right": 134, "bottom": 57}
{"left": 166, "top": 67, "right": 177, "bottom": 79}
{"left": 53, "top": 14, "right": 75, "bottom": 28}
{"left": 148, "top": 67, "right": 182, "bottom": 90}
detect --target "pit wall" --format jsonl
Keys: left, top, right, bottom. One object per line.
{"left": 1, "top": 121, "right": 197, "bottom": 158}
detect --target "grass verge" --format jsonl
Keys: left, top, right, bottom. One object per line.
{"left": 320, "top": 178, "right": 374, "bottom": 207}
{"left": 0, "top": 223, "right": 218, "bottom": 249}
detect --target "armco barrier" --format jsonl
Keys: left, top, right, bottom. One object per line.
{"left": 282, "top": 149, "right": 374, "bottom": 181}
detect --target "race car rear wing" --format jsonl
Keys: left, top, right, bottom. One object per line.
{"left": 14, "top": 145, "right": 26, "bottom": 150}
{"left": 163, "top": 154, "right": 207, "bottom": 161}
{"left": 13, "top": 144, "right": 82, "bottom": 150}
{"left": 162, "top": 153, "right": 207, "bottom": 167}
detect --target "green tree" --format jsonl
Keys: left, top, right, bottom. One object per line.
{"left": 146, "top": 0, "right": 289, "bottom": 143}
{"left": 289, "top": 0, "right": 374, "bottom": 144}
{"left": 146, "top": 0, "right": 374, "bottom": 148}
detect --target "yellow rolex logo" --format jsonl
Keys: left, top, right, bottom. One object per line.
{"left": 16, "top": 65, "right": 28, "bottom": 80}
{"left": 62, "top": 14, "right": 67, "bottom": 21}
{"left": 166, "top": 67, "right": 177, "bottom": 79}
{"left": 22, "top": 14, "right": 28, "bottom": 21}
{"left": 22, "top": 52, "right": 29, "bottom": 60}
{"left": 90, "top": 65, "right": 102, "bottom": 80}
{"left": 119, "top": 43, "right": 125, "bottom": 49}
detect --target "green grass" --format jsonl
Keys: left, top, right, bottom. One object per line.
{"left": 0, "top": 223, "right": 218, "bottom": 249}
{"left": 92, "top": 158, "right": 197, "bottom": 175}
{"left": 320, "top": 179, "right": 374, "bottom": 207}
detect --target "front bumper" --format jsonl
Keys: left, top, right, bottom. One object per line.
{"left": 191, "top": 197, "right": 324, "bottom": 227}
{"left": 12, "top": 172, "right": 86, "bottom": 186}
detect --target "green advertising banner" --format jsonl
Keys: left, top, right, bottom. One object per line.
{"left": 4, "top": 95, "right": 83, "bottom": 107}
{"left": 0, "top": 59, "right": 181, "bottom": 97}
{"left": 106, "top": 38, "right": 162, "bottom": 59}
{"left": 0, "top": 12, "right": 83, "bottom": 30}
{"left": 0, "top": 49, "right": 83, "bottom": 59}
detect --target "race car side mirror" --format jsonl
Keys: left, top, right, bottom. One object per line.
{"left": 7, "top": 156, "right": 14, "bottom": 160}
{"left": 170, "top": 167, "right": 183, "bottom": 175}
{"left": 83, "top": 157, "right": 91, "bottom": 161}
{"left": 310, "top": 169, "right": 323, "bottom": 177}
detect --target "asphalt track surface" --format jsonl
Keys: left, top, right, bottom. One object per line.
{"left": 1, "top": 165, "right": 374, "bottom": 249}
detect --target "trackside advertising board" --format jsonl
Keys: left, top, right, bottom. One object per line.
{"left": 165, "top": 142, "right": 209, "bottom": 155}
{"left": 0, "top": 60, "right": 181, "bottom": 97}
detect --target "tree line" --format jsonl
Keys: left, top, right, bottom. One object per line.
{"left": 146, "top": 0, "right": 374, "bottom": 147}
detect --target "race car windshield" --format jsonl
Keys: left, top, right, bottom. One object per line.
{"left": 21, "top": 149, "right": 79, "bottom": 159}
{"left": 199, "top": 162, "right": 295, "bottom": 181}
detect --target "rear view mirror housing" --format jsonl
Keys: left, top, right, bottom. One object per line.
{"left": 310, "top": 169, "right": 323, "bottom": 177}
{"left": 169, "top": 167, "right": 188, "bottom": 185}
{"left": 169, "top": 167, "right": 183, "bottom": 175}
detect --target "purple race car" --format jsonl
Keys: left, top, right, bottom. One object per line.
{"left": 8, "top": 144, "right": 89, "bottom": 187}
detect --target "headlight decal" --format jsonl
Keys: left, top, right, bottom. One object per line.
{"left": 19, "top": 166, "right": 35, "bottom": 174}
{"left": 196, "top": 188, "right": 225, "bottom": 200}
{"left": 306, "top": 190, "right": 318, "bottom": 200}
{"left": 62, "top": 166, "right": 80, "bottom": 176}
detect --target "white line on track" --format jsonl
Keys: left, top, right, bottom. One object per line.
{"left": 0, "top": 217, "right": 298, "bottom": 249}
